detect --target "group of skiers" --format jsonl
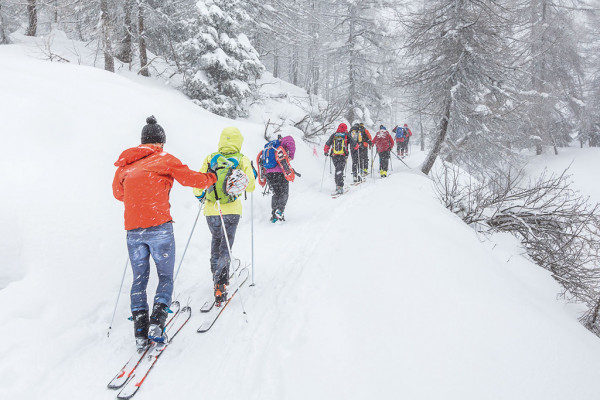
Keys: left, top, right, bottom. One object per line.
{"left": 324, "top": 122, "right": 412, "bottom": 194}
{"left": 112, "top": 116, "right": 297, "bottom": 350}
{"left": 112, "top": 116, "right": 409, "bottom": 349}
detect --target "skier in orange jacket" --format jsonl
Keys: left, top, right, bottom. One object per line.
{"left": 113, "top": 116, "right": 216, "bottom": 349}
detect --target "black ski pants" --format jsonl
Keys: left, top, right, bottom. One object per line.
{"left": 266, "top": 172, "right": 289, "bottom": 214}
{"left": 350, "top": 148, "right": 360, "bottom": 177}
{"left": 206, "top": 214, "right": 240, "bottom": 285}
{"left": 358, "top": 146, "right": 369, "bottom": 172}
{"left": 378, "top": 150, "right": 391, "bottom": 172}
{"left": 332, "top": 155, "right": 347, "bottom": 187}
{"left": 400, "top": 140, "right": 408, "bottom": 155}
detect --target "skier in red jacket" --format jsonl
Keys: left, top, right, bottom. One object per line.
{"left": 372, "top": 125, "right": 395, "bottom": 177}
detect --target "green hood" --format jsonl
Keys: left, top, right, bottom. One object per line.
{"left": 218, "top": 127, "right": 244, "bottom": 154}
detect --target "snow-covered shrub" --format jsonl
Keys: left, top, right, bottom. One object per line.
{"left": 433, "top": 162, "right": 600, "bottom": 336}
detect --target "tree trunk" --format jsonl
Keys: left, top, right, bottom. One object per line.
{"left": 290, "top": 44, "right": 299, "bottom": 86}
{"left": 138, "top": 1, "right": 149, "bottom": 77}
{"left": 421, "top": 98, "right": 451, "bottom": 175}
{"left": 0, "top": 1, "right": 9, "bottom": 44}
{"left": 307, "top": 0, "right": 320, "bottom": 95}
{"left": 100, "top": 0, "right": 114, "bottom": 72}
{"left": 26, "top": 0, "right": 37, "bottom": 37}
{"left": 117, "top": 0, "right": 134, "bottom": 64}
{"left": 52, "top": 0, "right": 58, "bottom": 24}
{"left": 273, "top": 47, "right": 279, "bottom": 79}
{"left": 419, "top": 110, "right": 425, "bottom": 152}
{"left": 346, "top": 4, "right": 357, "bottom": 123}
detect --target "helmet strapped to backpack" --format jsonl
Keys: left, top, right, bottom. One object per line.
{"left": 225, "top": 169, "right": 249, "bottom": 197}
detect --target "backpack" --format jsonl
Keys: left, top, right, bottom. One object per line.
{"left": 204, "top": 152, "right": 243, "bottom": 204}
{"left": 261, "top": 139, "right": 281, "bottom": 169}
{"left": 332, "top": 132, "right": 347, "bottom": 155}
{"left": 350, "top": 128, "right": 360, "bottom": 143}
{"left": 395, "top": 127, "right": 406, "bottom": 139}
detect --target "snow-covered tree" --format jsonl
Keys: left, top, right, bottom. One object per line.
{"left": 326, "top": 0, "right": 395, "bottom": 124}
{"left": 400, "top": 0, "right": 520, "bottom": 175}
{"left": 175, "top": 0, "right": 264, "bottom": 118}
{"left": 513, "top": 0, "right": 586, "bottom": 154}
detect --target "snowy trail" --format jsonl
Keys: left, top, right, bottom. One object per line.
{"left": 3, "top": 43, "right": 600, "bottom": 400}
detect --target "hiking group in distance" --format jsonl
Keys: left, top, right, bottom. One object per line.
{"left": 112, "top": 116, "right": 412, "bottom": 351}
{"left": 324, "top": 122, "right": 413, "bottom": 195}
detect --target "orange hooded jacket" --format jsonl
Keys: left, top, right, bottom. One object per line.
{"left": 113, "top": 144, "right": 216, "bottom": 230}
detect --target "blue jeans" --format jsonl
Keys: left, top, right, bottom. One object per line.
{"left": 126, "top": 222, "right": 175, "bottom": 312}
{"left": 206, "top": 215, "right": 240, "bottom": 285}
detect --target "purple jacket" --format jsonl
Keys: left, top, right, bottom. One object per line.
{"left": 265, "top": 136, "right": 296, "bottom": 173}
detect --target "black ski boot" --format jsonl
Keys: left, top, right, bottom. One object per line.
{"left": 148, "top": 302, "right": 169, "bottom": 343}
{"left": 132, "top": 309, "right": 149, "bottom": 351}
{"left": 214, "top": 283, "right": 228, "bottom": 307}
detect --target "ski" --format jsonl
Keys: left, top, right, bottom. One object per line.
{"left": 331, "top": 187, "right": 350, "bottom": 198}
{"left": 199, "top": 262, "right": 243, "bottom": 313}
{"left": 115, "top": 305, "right": 192, "bottom": 399}
{"left": 197, "top": 268, "right": 249, "bottom": 333}
{"left": 107, "top": 301, "right": 181, "bottom": 390}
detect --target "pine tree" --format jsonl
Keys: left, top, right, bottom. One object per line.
{"left": 175, "top": 0, "right": 264, "bottom": 118}
{"left": 328, "top": 0, "right": 395, "bottom": 125}
{"left": 515, "top": 0, "right": 586, "bottom": 154}
{"left": 400, "top": 0, "right": 519, "bottom": 175}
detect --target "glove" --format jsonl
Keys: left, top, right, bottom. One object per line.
{"left": 206, "top": 169, "right": 217, "bottom": 184}
{"left": 354, "top": 144, "right": 359, "bottom": 150}
{"left": 324, "top": 152, "right": 329, "bottom": 157}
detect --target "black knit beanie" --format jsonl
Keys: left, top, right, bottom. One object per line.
{"left": 141, "top": 116, "right": 166, "bottom": 144}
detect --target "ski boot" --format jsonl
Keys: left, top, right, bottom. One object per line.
{"left": 362, "top": 168, "right": 368, "bottom": 177}
{"left": 148, "top": 302, "right": 169, "bottom": 344}
{"left": 214, "top": 283, "right": 228, "bottom": 307}
{"left": 132, "top": 309, "right": 149, "bottom": 351}
{"left": 336, "top": 186, "right": 344, "bottom": 194}
{"left": 275, "top": 209, "right": 285, "bottom": 222}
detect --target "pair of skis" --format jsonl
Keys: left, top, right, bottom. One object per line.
{"left": 107, "top": 268, "right": 250, "bottom": 398}
{"left": 107, "top": 302, "right": 191, "bottom": 399}
{"left": 331, "top": 187, "right": 350, "bottom": 198}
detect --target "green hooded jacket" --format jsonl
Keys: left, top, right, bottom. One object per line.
{"left": 193, "top": 127, "right": 256, "bottom": 216}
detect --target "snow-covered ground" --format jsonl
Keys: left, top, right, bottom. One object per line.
{"left": 2, "top": 36, "right": 600, "bottom": 400}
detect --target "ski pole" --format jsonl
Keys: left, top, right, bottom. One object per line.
{"left": 370, "top": 147, "right": 375, "bottom": 177}
{"left": 107, "top": 255, "right": 130, "bottom": 338}
{"left": 174, "top": 203, "right": 203, "bottom": 283}
{"left": 320, "top": 155, "right": 328, "bottom": 192}
{"left": 390, "top": 154, "right": 394, "bottom": 172}
{"left": 391, "top": 151, "right": 411, "bottom": 168}
{"left": 250, "top": 191, "right": 255, "bottom": 286}
{"left": 215, "top": 200, "right": 248, "bottom": 320}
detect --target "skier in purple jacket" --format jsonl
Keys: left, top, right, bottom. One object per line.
{"left": 265, "top": 135, "right": 296, "bottom": 222}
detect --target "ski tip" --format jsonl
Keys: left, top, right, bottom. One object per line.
{"left": 181, "top": 306, "right": 192, "bottom": 314}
